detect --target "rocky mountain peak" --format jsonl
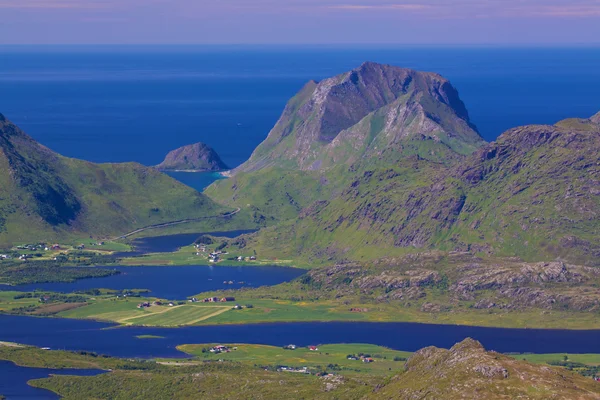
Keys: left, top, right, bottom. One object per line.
{"left": 591, "top": 111, "right": 600, "bottom": 124}
{"left": 235, "top": 62, "right": 484, "bottom": 172}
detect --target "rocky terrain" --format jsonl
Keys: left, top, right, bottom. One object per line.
{"left": 233, "top": 61, "right": 484, "bottom": 173}
{"left": 207, "top": 63, "right": 599, "bottom": 266}
{"left": 155, "top": 142, "right": 228, "bottom": 171}
{"left": 224, "top": 110, "right": 600, "bottom": 266}
{"left": 375, "top": 338, "right": 600, "bottom": 399}
{"left": 297, "top": 254, "right": 600, "bottom": 313}
{"left": 0, "top": 113, "right": 226, "bottom": 245}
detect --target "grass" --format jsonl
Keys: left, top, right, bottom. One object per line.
{"left": 59, "top": 298, "right": 233, "bottom": 327}
{"left": 512, "top": 353, "right": 600, "bottom": 366}
{"left": 28, "top": 291, "right": 600, "bottom": 329}
{"left": 135, "top": 335, "right": 165, "bottom": 340}
{"left": 118, "top": 244, "right": 295, "bottom": 267}
{"left": 178, "top": 343, "right": 411, "bottom": 376}
{"left": 122, "top": 305, "right": 230, "bottom": 326}
{"left": 0, "top": 291, "right": 41, "bottom": 312}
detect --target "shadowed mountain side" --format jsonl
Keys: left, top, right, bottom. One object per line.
{"left": 0, "top": 114, "right": 229, "bottom": 245}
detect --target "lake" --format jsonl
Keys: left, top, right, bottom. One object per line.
{"left": 2, "top": 315, "right": 600, "bottom": 360}
{"left": 0, "top": 360, "right": 104, "bottom": 400}
{"left": 0, "top": 265, "right": 306, "bottom": 299}
{"left": 117, "top": 229, "right": 258, "bottom": 257}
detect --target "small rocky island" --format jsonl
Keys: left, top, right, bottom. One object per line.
{"left": 155, "top": 142, "right": 229, "bottom": 172}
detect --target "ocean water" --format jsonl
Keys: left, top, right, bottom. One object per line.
{"left": 1, "top": 46, "right": 599, "bottom": 180}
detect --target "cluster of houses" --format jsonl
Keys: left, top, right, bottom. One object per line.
{"left": 208, "top": 250, "right": 228, "bottom": 263}
{"left": 137, "top": 300, "right": 176, "bottom": 309}
{"left": 278, "top": 366, "right": 309, "bottom": 374}
{"left": 16, "top": 244, "right": 46, "bottom": 251}
{"left": 209, "top": 345, "right": 237, "bottom": 354}
{"left": 283, "top": 344, "right": 319, "bottom": 351}
{"left": 347, "top": 354, "right": 374, "bottom": 363}
{"left": 236, "top": 256, "right": 257, "bottom": 262}
{"left": 0, "top": 254, "right": 11, "bottom": 260}
{"left": 189, "top": 297, "right": 236, "bottom": 303}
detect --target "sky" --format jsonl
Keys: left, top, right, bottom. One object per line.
{"left": 0, "top": 0, "right": 599, "bottom": 45}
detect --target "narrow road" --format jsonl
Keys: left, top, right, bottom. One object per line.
{"left": 114, "top": 207, "right": 241, "bottom": 240}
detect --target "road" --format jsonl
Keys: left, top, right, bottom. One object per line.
{"left": 114, "top": 207, "right": 241, "bottom": 240}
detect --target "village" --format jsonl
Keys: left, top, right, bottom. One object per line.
{"left": 138, "top": 296, "right": 237, "bottom": 309}
{"left": 194, "top": 244, "right": 257, "bottom": 264}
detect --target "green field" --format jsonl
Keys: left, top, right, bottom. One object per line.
{"left": 59, "top": 299, "right": 232, "bottom": 326}
{"left": 512, "top": 353, "right": 600, "bottom": 366}
{"left": 125, "top": 305, "right": 229, "bottom": 326}
{"left": 42, "top": 293, "right": 600, "bottom": 329}
{"left": 178, "top": 343, "right": 411, "bottom": 376}
{"left": 118, "top": 244, "right": 295, "bottom": 267}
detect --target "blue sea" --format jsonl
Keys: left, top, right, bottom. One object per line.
{"left": 1, "top": 46, "right": 599, "bottom": 190}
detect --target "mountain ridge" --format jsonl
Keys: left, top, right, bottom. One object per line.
{"left": 220, "top": 111, "right": 600, "bottom": 265}
{"left": 234, "top": 62, "right": 484, "bottom": 173}
{"left": 0, "top": 114, "right": 227, "bottom": 245}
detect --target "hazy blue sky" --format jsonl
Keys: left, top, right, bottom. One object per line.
{"left": 1, "top": 0, "right": 599, "bottom": 45}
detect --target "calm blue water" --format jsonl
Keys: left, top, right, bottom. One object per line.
{"left": 0, "top": 360, "right": 104, "bottom": 400}
{"left": 1, "top": 315, "right": 600, "bottom": 360}
{"left": 119, "top": 230, "right": 258, "bottom": 256}
{"left": 1, "top": 46, "right": 599, "bottom": 174}
{"left": 164, "top": 171, "right": 225, "bottom": 192}
{"left": 0, "top": 265, "right": 305, "bottom": 299}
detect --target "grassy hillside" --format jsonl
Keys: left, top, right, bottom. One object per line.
{"left": 0, "top": 113, "right": 234, "bottom": 246}
{"left": 224, "top": 115, "right": 600, "bottom": 266}
{"left": 2, "top": 341, "right": 600, "bottom": 400}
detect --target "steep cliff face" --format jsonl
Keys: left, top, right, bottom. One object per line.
{"left": 235, "top": 62, "right": 484, "bottom": 173}
{"left": 155, "top": 142, "right": 228, "bottom": 171}
{"left": 0, "top": 114, "right": 225, "bottom": 245}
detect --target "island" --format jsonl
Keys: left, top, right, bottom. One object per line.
{"left": 155, "top": 142, "right": 229, "bottom": 172}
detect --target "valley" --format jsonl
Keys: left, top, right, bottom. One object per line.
{"left": 1, "top": 59, "right": 600, "bottom": 398}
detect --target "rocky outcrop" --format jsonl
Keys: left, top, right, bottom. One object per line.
{"left": 156, "top": 142, "right": 228, "bottom": 171}
{"left": 375, "top": 338, "right": 600, "bottom": 399}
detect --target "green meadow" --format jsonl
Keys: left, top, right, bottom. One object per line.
{"left": 178, "top": 343, "right": 411, "bottom": 376}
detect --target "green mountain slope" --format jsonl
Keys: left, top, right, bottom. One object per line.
{"left": 227, "top": 112, "right": 600, "bottom": 265}
{"left": 0, "top": 114, "right": 227, "bottom": 246}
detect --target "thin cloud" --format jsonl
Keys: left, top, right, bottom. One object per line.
{"left": 534, "top": 5, "right": 600, "bottom": 17}
{"left": 0, "top": 0, "right": 111, "bottom": 9}
{"left": 327, "top": 4, "right": 432, "bottom": 11}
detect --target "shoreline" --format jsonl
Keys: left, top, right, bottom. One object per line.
{"left": 7, "top": 310, "right": 600, "bottom": 331}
